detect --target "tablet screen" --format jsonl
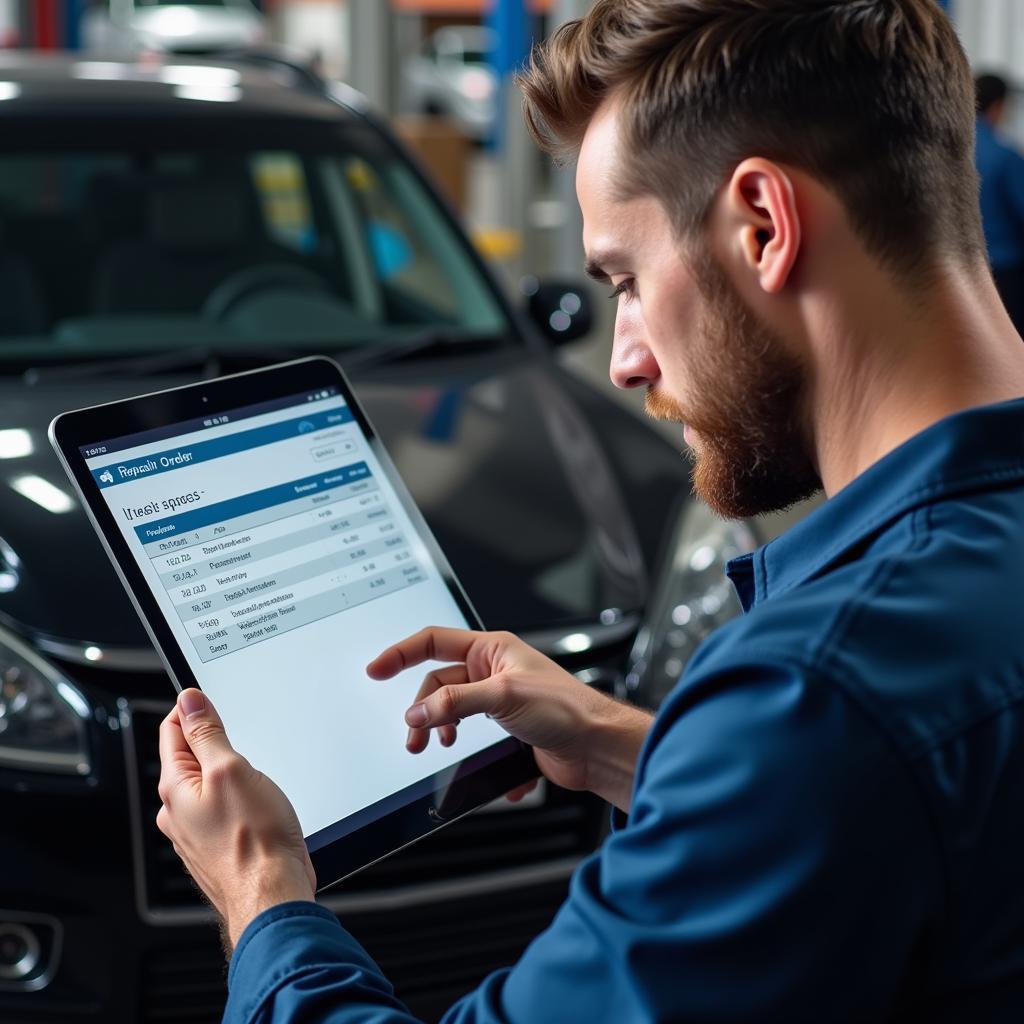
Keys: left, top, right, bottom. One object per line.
{"left": 79, "top": 384, "right": 508, "bottom": 848}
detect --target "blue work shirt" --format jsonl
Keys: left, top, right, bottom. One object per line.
{"left": 976, "top": 117, "right": 1024, "bottom": 270}
{"left": 225, "top": 398, "right": 1024, "bottom": 1022}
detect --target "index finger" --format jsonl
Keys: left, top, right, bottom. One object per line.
{"left": 367, "top": 626, "right": 480, "bottom": 679}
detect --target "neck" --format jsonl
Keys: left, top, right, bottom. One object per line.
{"left": 809, "top": 261, "right": 1024, "bottom": 497}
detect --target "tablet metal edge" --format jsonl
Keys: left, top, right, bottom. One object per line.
{"left": 48, "top": 415, "right": 190, "bottom": 696}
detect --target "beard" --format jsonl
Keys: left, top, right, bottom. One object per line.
{"left": 645, "top": 257, "right": 821, "bottom": 519}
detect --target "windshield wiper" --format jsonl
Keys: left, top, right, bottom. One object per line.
{"left": 338, "top": 331, "right": 504, "bottom": 372}
{"left": 22, "top": 344, "right": 300, "bottom": 385}
{"left": 22, "top": 332, "right": 504, "bottom": 385}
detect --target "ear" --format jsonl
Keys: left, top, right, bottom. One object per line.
{"left": 722, "top": 158, "right": 801, "bottom": 294}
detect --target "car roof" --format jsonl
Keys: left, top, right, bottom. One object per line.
{"left": 0, "top": 51, "right": 365, "bottom": 121}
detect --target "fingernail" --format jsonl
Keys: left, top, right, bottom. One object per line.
{"left": 179, "top": 689, "right": 205, "bottom": 719}
{"left": 405, "top": 703, "right": 428, "bottom": 727}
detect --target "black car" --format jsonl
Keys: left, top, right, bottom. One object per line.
{"left": 0, "top": 53, "right": 756, "bottom": 1023}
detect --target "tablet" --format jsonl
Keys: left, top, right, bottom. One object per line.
{"left": 49, "top": 356, "right": 536, "bottom": 889}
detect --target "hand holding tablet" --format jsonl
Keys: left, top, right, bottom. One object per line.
{"left": 156, "top": 689, "right": 318, "bottom": 949}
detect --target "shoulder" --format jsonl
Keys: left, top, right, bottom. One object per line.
{"left": 640, "top": 629, "right": 903, "bottom": 824}
{"left": 981, "top": 129, "right": 1024, "bottom": 173}
{"left": 674, "top": 492, "right": 1024, "bottom": 763}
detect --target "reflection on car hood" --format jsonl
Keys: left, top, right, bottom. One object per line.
{"left": 131, "top": 6, "right": 261, "bottom": 46}
{"left": 0, "top": 351, "right": 689, "bottom": 652}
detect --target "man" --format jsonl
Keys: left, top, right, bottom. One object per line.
{"left": 975, "top": 72, "right": 1024, "bottom": 334}
{"left": 158, "top": 1, "right": 1024, "bottom": 1020}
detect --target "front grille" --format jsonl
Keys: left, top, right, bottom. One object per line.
{"left": 125, "top": 705, "right": 605, "bottom": 915}
{"left": 141, "top": 878, "right": 570, "bottom": 1024}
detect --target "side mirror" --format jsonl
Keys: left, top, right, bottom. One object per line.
{"left": 520, "top": 276, "right": 594, "bottom": 346}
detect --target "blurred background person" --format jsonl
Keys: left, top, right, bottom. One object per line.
{"left": 975, "top": 72, "right": 1024, "bottom": 335}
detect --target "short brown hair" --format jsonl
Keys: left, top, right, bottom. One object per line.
{"left": 517, "top": 0, "right": 984, "bottom": 281}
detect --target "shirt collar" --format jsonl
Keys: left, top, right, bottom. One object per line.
{"left": 726, "top": 398, "right": 1024, "bottom": 612}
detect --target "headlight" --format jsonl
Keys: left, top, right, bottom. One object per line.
{"left": 0, "top": 625, "right": 91, "bottom": 775}
{"left": 624, "top": 499, "right": 757, "bottom": 709}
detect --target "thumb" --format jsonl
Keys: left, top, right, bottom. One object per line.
{"left": 176, "top": 688, "right": 234, "bottom": 766}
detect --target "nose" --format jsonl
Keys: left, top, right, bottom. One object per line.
{"left": 609, "top": 311, "right": 660, "bottom": 390}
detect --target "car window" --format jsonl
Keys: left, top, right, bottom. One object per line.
{"left": 0, "top": 130, "right": 508, "bottom": 360}
{"left": 339, "top": 157, "right": 461, "bottom": 321}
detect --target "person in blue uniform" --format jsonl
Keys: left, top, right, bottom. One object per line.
{"left": 157, "top": 2, "right": 1024, "bottom": 1020}
{"left": 975, "top": 72, "right": 1024, "bottom": 335}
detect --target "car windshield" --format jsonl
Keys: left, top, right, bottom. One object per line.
{"left": 0, "top": 117, "right": 509, "bottom": 366}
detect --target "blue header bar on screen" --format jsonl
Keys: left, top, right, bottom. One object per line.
{"left": 133, "top": 462, "right": 372, "bottom": 543}
{"left": 91, "top": 408, "right": 354, "bottom": 489}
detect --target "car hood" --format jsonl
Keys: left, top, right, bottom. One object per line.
{"left": 0, "top": 352, "right": 687, "bottom": 653}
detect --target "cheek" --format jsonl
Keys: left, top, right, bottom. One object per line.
{"left": 644, "top": 268, "right": 697, "bottom": 335}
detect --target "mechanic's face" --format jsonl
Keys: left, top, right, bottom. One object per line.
{"left": 577, "top": 103, "right": 819, "bottom": 518}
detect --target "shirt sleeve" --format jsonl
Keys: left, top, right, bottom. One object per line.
{"left": 226, "top": 656, "right": 943, "bottom": 1024}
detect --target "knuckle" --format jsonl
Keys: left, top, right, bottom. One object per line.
{"left": 437, "top": 685, "right": 460, "bottom": 720}
{"left": 156, "top": 778, "right": 172, "bottom": 805}
{"left": 489, "top": 672, "right": 516, "bottom": 715}
{"left": 186, "top": 721, "right": 223, "bottom": 747}
{"left": 206, "top": 755, "right": 242, "bottom": 788}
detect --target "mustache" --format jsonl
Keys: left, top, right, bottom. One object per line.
{"left": 644, "top": 387, "right": 686, "bottom": 423}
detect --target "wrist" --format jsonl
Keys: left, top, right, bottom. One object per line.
{"left": 226, "top": 860, "right": 315, "bottom": 949}
{"left": 582, "top": 694, "right": 652, "bottom": 813}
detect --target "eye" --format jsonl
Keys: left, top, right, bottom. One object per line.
{"left": 608, "top": 279, "right": 636, "bottom": 302}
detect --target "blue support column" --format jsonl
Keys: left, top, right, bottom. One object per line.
{"left": 487, "top": 0, "right": 532, "bottom": 152}
{"left": 63, "top": 0, "right": 82, "bottom": 49}
{"left": 489, "top": 0, "right": 529, "bottom": 80}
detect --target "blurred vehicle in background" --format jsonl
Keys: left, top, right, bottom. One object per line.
{"left": 401, "top": 25, "right": 497, "bottom": 141}
{"left": 0, "top": 51, "right": 755, "bottom": 1023}
{"left": 82, "top": 0, "right": 264, "bottom": 57}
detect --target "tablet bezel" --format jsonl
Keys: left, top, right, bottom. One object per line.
{"left": 49, "top": 355, "right": 538, "bottom": 890}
